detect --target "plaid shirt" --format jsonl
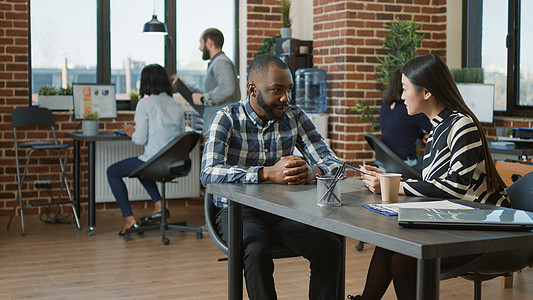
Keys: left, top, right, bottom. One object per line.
{"left": 201, "top": 96, "right": 342, "bottom": 207}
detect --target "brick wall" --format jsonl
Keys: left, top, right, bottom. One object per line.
{"left": 245, "top": 0, "right": 450, "bottom": 177}
{"left": 0, "top": 2, "right": 200, "bottom": 219}
{"left": 312, "top": 0, "right": 448, "bottom": 176}
{"left": 246, "top": 0, "right": 284, "bottom": 65}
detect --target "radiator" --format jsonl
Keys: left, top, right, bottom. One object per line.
{"left": 95, "top": 140, "right": 201, "bottom": 203}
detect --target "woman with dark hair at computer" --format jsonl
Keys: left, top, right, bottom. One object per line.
{"left": 350, "top": 54, "right": 509, "bottom": 300}
{"left": 107, "top": 64, "right": 184, "bottom": 236}
{"left": 379, "top": 70, "right": 431, "bottom": 173}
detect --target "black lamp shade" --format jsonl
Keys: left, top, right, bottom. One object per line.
{"left": 143, "top": 14, "right": 167, "bottom": 34}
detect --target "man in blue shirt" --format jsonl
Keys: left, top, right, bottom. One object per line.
{"left": 201, "top": 54, "right": 343, "bottom": 300}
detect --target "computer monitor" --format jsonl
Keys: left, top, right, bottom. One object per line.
{"left": 456, "top": 83, "right": 495, "bottom": 124}
{"left": 72, "top": 83, "right": 117, "bottom": 119}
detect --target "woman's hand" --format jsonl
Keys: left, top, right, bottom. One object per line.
{"left": 360, "top": 165, "right": 384, "bottom": 194}
{"left": 123, "top": 124, "right": 135, "bottom": 137}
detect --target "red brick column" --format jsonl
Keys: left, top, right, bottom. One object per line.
{"left": 246, "top": 0, "right": 284, "bottom": 65}
{"left": 312, "top": 0, "right": 447, "bottom": 176}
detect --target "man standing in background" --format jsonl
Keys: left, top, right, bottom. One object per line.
{"left": 172, "top": 28, "right": 240, "bottom": 136}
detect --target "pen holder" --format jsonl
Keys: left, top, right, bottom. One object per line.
{"left": 317, "top": 175, "right": 342, "bottom": 207}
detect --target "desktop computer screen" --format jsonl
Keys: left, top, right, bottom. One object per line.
{"left": 72, "top": 83, "right": 117, "bottom": 119}
{"left": 456, "top": 83, "right": 495, "bottom": 124}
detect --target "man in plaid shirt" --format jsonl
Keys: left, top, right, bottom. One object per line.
{"left": 201, "top": 54, "right": 343, "bottom": 300}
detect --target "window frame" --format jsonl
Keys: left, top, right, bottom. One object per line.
{"left": 463, "top": 0, "right": 533, "bottom": 117}
{"left": 27, "top": 0, "right": 239, "bottom": 106}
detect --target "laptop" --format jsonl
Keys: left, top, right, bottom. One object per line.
{"left": 398, "top": 208, "right": 533, "bottom": 231}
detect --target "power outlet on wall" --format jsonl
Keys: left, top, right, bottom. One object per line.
{"left": 34, "top": 180, "right": 51, "bottom": 189}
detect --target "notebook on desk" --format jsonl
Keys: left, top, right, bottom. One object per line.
{"left": 398, "top": 208, "right": 533, "bottom": 231}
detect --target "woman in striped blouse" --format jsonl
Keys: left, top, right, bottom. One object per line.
{"left": 352, "top": 54, "right": 509, "bottom": 300}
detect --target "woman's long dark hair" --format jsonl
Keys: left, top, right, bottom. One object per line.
{"left": 382, "top": 69, "right": 403, "bottom": 105}
{"left": 139, "top": 64, "right": 173, "bottom": 98}
{"left": 400, "top": 54, "right": 506, "bottom": 190}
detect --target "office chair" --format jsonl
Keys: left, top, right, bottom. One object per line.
{"left": 364, "top": 133, "right": 422, "bottom": 180}
{"left": 204, "top": 192, "right": 346, "bottom": 299}
{"left": 440, "top": 172, "right": 533, "bottom": 300}
{"left": 204, "top": 192, "right": 300, "bottom": 260}
{"left": 124, "top": 131, "right": 203, "bottom": 245}
{"left": 8, "top": 107, "right": 81, "bottom": 236}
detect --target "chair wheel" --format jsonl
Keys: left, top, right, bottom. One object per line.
{"left": 124, "top": 233, "right": 131, "bottom": 241}
{"left": 162, "top": 237, "right": 170, "bottom": 245}
{"left": 355, "top": 241, "right": 365, "bottom": 251}
{"left": 87, "top": 228, "right": 94, "bottom": 236}
{"left": 196, "top": 232, "right": 203, "bottom": 239}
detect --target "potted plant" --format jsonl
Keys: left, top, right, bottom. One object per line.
{"left": 82, "top": 112, "right": 99, "bottom": 136}
{"left": 130, "top": 90, "right": 139, "bottom": 110}
{"left": 279, "top": 0, "right": 292, "bottom": 39}
{"left": 257, "top": 34, "right": 281, "bottom": 55}
{"left": 353, "top": 17, "right": 424, "bottom": 131}
{"left": 38, "top": 85, "right": 74, "bottom": 111}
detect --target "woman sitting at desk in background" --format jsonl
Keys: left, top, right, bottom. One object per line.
{"left": 107, "top": 64, "right": 185, "bottom": 236}
{"left": 379, "top": 70, "right": 431, "bottom": 174}
{"left": 353, "top": 54, "right": 509, "bottom": 300}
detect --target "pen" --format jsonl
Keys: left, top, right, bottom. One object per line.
{"left": 367, "top": 204, "right": 397, "bottom": 214}
{"left": 319, "top": 155, "right": 368, "bottom": 174}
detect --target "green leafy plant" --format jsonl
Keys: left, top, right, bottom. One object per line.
{"left": 83, "top": 112, "right": 99, "bottom": 121}
{"left": 450, "top": 68, "right": 484, "bottom": 83}
{"left": 257, "top": 34, "right": 281, "bottom": 55}
{"left": 352, "top": 18, "right": 424, "bottom": 131}
{"left": 38, "top": 85, "right": 73, "bottom": 95}
{"left": 280, "top": 0, "right": 292, "bottom": 28}
{"left": 353, "top": 99, "right": 380, "bottom": 131}
{"left": 38, "top": 85, "right": 58, "bottom": 95}
{"left": 130, "top": 90, "right": 139, "bottom": 103}
{"left": 377, "top": 17, "right": 424, "bottom": 90}
{"left": 58, "top": 85, "right": 73, "bottom": 95}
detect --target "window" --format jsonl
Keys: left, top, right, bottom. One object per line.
{"left": 110, "top": 0, "right": 165, "bottom": 99}
{"left": 30, "top": 0, "right": 97, "bottom": 104}
{"left": 468, "top": 0, "right": 533, "bottom": 116}
{"left": 176, "top": 0, "right": 236, "bottom": 91}
{"left": 482, "top": 0, "right": 508, "bottom": 111}
{"left": 518, "top": 0, "right": 533, "bottom": 107}
{"left": 30, "top": 0, "right": 238, "bottom": 107}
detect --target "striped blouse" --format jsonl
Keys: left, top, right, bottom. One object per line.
{"left": 403, "top": 107, "right": 509, "bottom": 206}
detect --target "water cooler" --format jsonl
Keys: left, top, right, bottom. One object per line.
{"left": 294, "top": 68, "right": 329, "bottom": 143}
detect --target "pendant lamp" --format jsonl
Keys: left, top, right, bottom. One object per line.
{"left": 143, "top": 0, "right": 167, "bottom": 35}
{"left": 143, "top": 14, "right": 168, "bottom": 35}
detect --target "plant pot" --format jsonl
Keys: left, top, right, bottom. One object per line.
{"left": 38, "top": 95, "right": 74, "bottom": 111}
{"left": 82, "top": 120, "right": 99, "bottom": 136}
{"left": 281, "top": 27, "right": 292, "bottom": 39}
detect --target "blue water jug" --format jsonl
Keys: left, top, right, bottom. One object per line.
{"left": 294, "top": 68, "right": 327, "bottom": 114}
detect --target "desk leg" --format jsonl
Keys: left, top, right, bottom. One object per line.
{"left": 87, "top": 141, "right": 96, "bottom": 235}
{"left": 228, "top": 201, "right": 243, "bottom": 300}
{"left": 73, "top": 140, "right": 81, "bottom": 220}
{"left": 417, "top": 258, "right": 440, "bottom": 300}
{"left": 339, "top": 236, "right": 346, "bottom": 300}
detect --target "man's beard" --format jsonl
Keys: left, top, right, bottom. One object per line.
{"left": 257, "top": 90, "right": 284, "bottom": 121}
{"left": 202, "top": 47, "right": 210, "bottom": 61}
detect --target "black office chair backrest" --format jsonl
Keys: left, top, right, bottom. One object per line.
{"left": 204, "top": 192, "right": 300, "bottom": 259}
{"left": 204, "top": 193, "right": 231, "bottom": 254}
{"left": 507, "top": 172, "right": 533, "bottom": 212}
{"left": 365, "top": 133, "right": 422, "bottom": 180}
{"left": 12, "top": 107, "right": 55, "bottom": 128}
{"left": 128, "top": 131, "right": 200, "bottom": 182}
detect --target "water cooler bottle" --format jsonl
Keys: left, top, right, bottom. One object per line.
{"left": 295, "top": 68, "right": 329, "bottom": 142}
